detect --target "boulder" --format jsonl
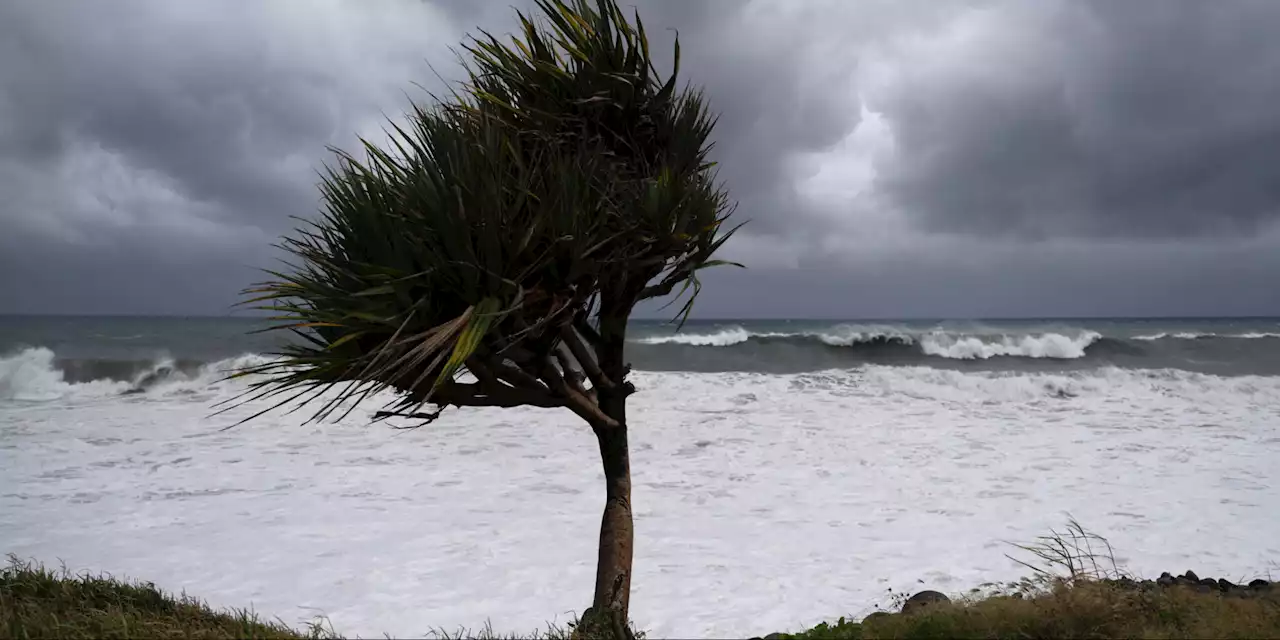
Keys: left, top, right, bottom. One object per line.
{"left": 863, "top": 611, "right": 892, "bottom": 624}
{"left": 902, "top": 590, "right": 951, "bottom": 615}
{"left": 1157, "top": 572, "right": 1176, "bottom": 587}
{"left": 1249, "top": 579, "right": 1271, "bottom": 590}
{"left": 1182, "top": 570, "right": 1200, "bottom": 582}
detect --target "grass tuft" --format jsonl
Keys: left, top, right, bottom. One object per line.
{"left": 1005, "top": 517, "right": 1123, "bottom": 582}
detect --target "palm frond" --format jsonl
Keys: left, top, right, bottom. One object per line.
{"left": 227, "top": 0, "right": 740, "bottom": 425}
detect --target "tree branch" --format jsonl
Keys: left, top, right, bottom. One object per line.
{"left": 465, "top": 355, "right": 502, "bottom": 388}
{"left": 560, "top": 324, "right": 614, "bottom": 391}
{"left": 491, "top": 359, "right": 549, "bottom": 392}
{"left": 488, "top": 327, "right": 538, "bottom": 365}
{"left": 574, "top": 316, "right": 605, "bottom": 350}
{"left": 638, "top": 277, "right": 680, "bottom": 301}
{"left": 538, "top": 357, "right": 619, "bottom": 430}
{"left": 636, "top": 260, "right": 694, "bottom": 301}
{"left": 435, "top": 381, "right": 564, "bottom": 409}
{"left": 372, "top": 408, "right": 445, "bottom": 427}
{"left": 555, "top": 343, "right": 590, "bottom": 397}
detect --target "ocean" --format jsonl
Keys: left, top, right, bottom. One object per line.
{"left": 2, "top": 315, "right": 1279, "bottom": 637}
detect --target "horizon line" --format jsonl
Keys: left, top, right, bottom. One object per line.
{"left": 3, "top": 312, "right": 1279, "bottom": 322}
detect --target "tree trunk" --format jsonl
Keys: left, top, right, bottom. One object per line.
{"left": 590, "top": 418, "right": 633, "bottom": 618}
{"left": 589, "top": 312, "right": 634, "bottom": 628}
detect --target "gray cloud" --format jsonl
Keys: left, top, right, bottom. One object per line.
{"left": 4, "top": 0, "right": 1280, "bottom": 317}
{"left": 0, "top": 0, "right": 470, "bottom": 314}
{"left": 871, "top": 0, "right": 1280, "bottom": 239}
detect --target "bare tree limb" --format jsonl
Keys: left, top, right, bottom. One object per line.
{"left": 373, "top": 408, "right": 444, "bottom": 422}
{"left": 555, "top": 342, "right": 590, "bottom": 397}
{"left": 538, "top": 357, "right": 619, "bottom": 429}
{"left": 490, "top": 358, "right": 549, "bottom": 392}
{"left": 465, "top": 355, "right": 502, "bottom": 388}
{"left": 436, "top": 381, "right": 564, "bottom": 409}
{"left": 574, "top": 316, "right": 605, "bottom": 350}
{"left": 638, "top": 277, "right": 680, "bottom": 301}
{"left": 560, "top": 324, "right": 614, "bottom": 391}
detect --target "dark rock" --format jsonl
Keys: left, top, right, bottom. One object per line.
{"left": 1218, "top": 578, "right": 1237, "bottom": 591}
{"left": 1157, "top": 572, "right": 1176, "bottom": 587}
{"left": 1183, "top": 570, "right": 1200, "bottom": 582}
{"left": 863, "top": 611, "right": 892, "bottom": 624}
{"left": 1176, "top": 576, "right": 1198, "bottom": 587}
{"left": 1249, "top": 579, "right": 1271, "bottom": 589}
{"left": 1199, "top": 578, "right": 1220, "bottom": 588}
{"left": 902, "top": 590, "right": 951, "bottom": 615}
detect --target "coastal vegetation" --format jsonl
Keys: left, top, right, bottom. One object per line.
{"left": 6, "top": 525, "right": 1277, "bottom": 639}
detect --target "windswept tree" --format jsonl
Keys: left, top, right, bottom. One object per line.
{"left": 230, "top": 0, "right": 738, "bottom": 632}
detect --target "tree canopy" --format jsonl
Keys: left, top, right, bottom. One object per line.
{"left": 231, "top": 0, "right": 738, "bottom": 426}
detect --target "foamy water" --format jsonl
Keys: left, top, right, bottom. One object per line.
{"left": 633, "top": 324, "right": 1102, "bottom": 359}
{"left": 2, "top": 347, "right": 1278, "bottom": 638}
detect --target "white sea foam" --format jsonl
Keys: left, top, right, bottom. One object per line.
{"left": 807, "top": 324, "right": 916, "bottom": 347}
{"left": 918, "top": 330, "right": 1101, "bottom": 359}
{"left": 0, "top": 348, "right": 273, "bottom": 402}
{"left": 1134, "top": 331, "right": 1280, "bottom": 340}
{"left": 2, "top": 357, "right": 1278, "bottom": 638}
{"left": 0, "top": 347, "right": 129, "bottom": 401}
{"left": 636, "top": 326, "right": 1101, "bottom": 359}
{"left": 635, "top": 325, "right": 753, "bottom": 346}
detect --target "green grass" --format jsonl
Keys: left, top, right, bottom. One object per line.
{"left": 0, "top": 556, "right": 332, "bottom": 639}
{"left": 774, "top": 577, "right": 1280, "bottom": 639}
{"left": 769, "top": 520, "right": 1280, "bottom": 640}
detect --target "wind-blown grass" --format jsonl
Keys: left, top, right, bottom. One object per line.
{"left": 0, "top": 555, "right": 332, "bottom": 640}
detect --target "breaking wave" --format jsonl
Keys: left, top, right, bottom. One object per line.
{"left": 7, "top": 319, "right": 1280, "bottom": 405}
{"left": 0, "top": 347, "right": 272, "bottom": 402}
{"left": 635, "top": 325, "right": 1103, "bottom": 360}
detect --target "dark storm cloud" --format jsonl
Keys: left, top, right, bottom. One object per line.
{"left": 5, "top": 0, "right": 1280, "bottom": 317}
{"left": 872, "top": 0, "right": 1280, "bottom": 239}
{"left": 0, "top": 0, "right": 469, "bottom": 314}
{"left": 437, "top": 1, "right": 881, "bottom": 238}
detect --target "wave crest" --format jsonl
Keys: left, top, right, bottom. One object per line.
{"left": 634, "top": 326, "right": 1102, "bottom": 360}
{"left": 635, "top": 326, "right": 753, "bottom": 346}
{"left": 918, "top": 331, "right": 1101, "bottom": 360}
{"left": 0, "top": 348, "right": 274, "bottom": 403}
{"left": 1133, "top": 331, "right": 1280, "bottom": 341}
{"left": 1, "top": 348, "right": 131, "bottom": 401}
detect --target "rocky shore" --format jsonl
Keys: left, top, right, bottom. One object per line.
{"left": 1142, "top": 570, "right": 1273, "bottom": 597}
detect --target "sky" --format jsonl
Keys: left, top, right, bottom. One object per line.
{"left": 4, "top": 0, "right": 1280, "bottom": 319}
